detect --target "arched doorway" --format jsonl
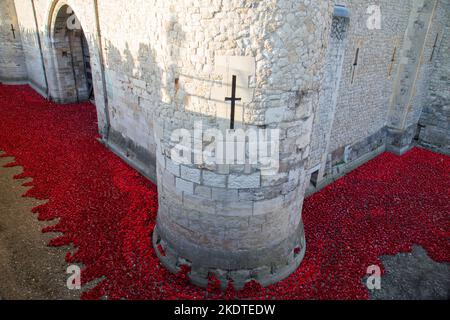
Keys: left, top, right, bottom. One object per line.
{"left": 49, "top": 4, "right": 93, "bottom": 104}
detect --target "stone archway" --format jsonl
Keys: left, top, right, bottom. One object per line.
{"left": 48, "top": 3, "right": 93, "bottom": 104}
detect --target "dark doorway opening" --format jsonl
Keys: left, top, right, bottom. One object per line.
{"left": 51, "top": 5, "right": 94, "bottom": 103}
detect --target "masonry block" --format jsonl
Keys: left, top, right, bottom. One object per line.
{"left": 228, "top": 172, "right": 261, "bottom": 189}
{"left": 175, "top": 178, "right": 194, "bottom": 195}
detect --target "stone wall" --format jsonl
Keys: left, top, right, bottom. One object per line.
{"left": 387, "top": 0, "right": 438, "bottom": 154}
{"left": 13, "top": 0, "right": 48, "bottom": 95}
{"left": 330, "top": 0, "right": 412, "bottom": 156}
{"left": 308, "top": 0, "right": 447, "bottom": 190}
{"left": 418, "top": 0, "right": 450, "bottom": 154}
{"left": 2, "top": 0, "right": 449, "bottom": 289}
{"left": 13, "top": 0, "right": 109, "bottom": 139}
{"left": 152, "top": 0, "right": 334, "bottom": 289}
{"left": 307, "top": 0, "right": 414, "bottom": 188}
{"left": 49, "top": 4, "right": 91, "bottom": 103}
{"left": 0, "top": 0, "right": 27, "bottom": 83}
{"left": 6, "top": 0, "right": 334, "bottom": 288}
{"left": 308, "top": 7, "right": 349, "bottom": 183}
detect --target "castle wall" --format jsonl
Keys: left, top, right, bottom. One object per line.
{"left": 13, "top": 0, "right": 48, "bottom": 95}
{"left": 418, "top": 0, "right": 450, "bottom": 154}
{"left": 0, "top": 0, "right": 27, "bottom": 82}
{"left": 49, "top": 4, "right": 91, "bottom": 103}
{"left": 7, "top": 0, "right": 334, "bottom": 288}
{"left": 308, "top": 10, "right": 349, "bottom": 183}
{"left": 12, "top": 0, "right": 109, "bottom": 140}
{"left": 1, "top": 0, "right": 449, "bottom": 289}
{"left": 386, "top": 0, "right": 439, "bottom": 154}
{"left": 308, "top": 0, "right": 446, "bottom": 190}
{"left": 151, "top": 0, "right": 334, "bottom": 288}
{"left": 306, "top": 0, "right": 413, "bottom": 188}
{"left": 329, "top": 0, "right": 412, "bottom": 165}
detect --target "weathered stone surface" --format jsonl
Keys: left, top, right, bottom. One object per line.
{"left": 181, "top": 165, "right": 201, "bottom": 184}
{"left": 3, "top": 0, "right": 448, "bottom": 290}
{"left": 175, "top": 178, "right": 194, "bottom": 195}
{"left": 228, "top": 172, "right": 261, "bottom": 189}
{"left": 418, "top": 0, "right": 450, "bottom": 155}
{"left": 202, "top": 170, "right": 227, "bottom": 188}
{"left": 0, "top": 0, "right": 27, "bottom": 83}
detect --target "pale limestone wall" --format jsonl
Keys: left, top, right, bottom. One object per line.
{"left": 399, "top": 0, "right": 444, "bottom": 130}
{"left": 13, "top": 0, "right": 47, "bottom": 94}
{"left": 329, "top": 0, "right": 412, "bottom": 154}
{"left": 385, "top": 0, "right": 439, "bottom": 154}
{"left": 309, "top": 0, "right": 447, "bottom": 184}
{"left": 387, "top": 0, "right": 436, "bottom": 128}
{"left": 9, "top": 0, "right": 334, "bottom": 288}
{"left": 4, "top": 0, "right": 449, "bottom": 289}
{"left": 418, "top": 0, "right": 450, "bottom": 154}
{"left": 308, "top": 11, "right": 349, "bottom": 181}
{"left": 13, "top": 0, "right": 109, "bottom": 137}
{"left": 306, "top": 0, "right": 413, "bottom": 185}
{"left": 152, "top": 0, "right": 334, "bottom": 288}
{"left": 0, "top": 0, "right": 27, "bottom": 82}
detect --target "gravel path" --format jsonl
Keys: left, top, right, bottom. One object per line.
{"left": 0, "top": 154, "right": 79, "bottom": 300}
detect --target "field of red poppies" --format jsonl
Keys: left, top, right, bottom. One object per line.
{"left": 0, "top": 84, "right": 449, "bottom": 300}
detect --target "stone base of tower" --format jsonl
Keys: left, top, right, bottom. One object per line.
{"left": 386, "top": 125, "right": 418, "bottom": 156}
{"left": 152, "top": 222, "right": 306, "bottom": 290}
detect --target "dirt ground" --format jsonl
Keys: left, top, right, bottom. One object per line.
{"left": 366, "top": 246, "right": 450, "bottom": 300}
{"left": 0, "top": 153, "right": 79, "bottom": 300}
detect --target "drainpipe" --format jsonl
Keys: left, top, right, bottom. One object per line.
{"left": 30, "top": 0, "right": 49, "bottom": 98}
{"left": 93, "top": 0, "right": 111, "bottom": 141}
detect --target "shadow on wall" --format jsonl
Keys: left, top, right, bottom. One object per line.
{"left": 0, "top": 2, "right": 28, "bottom": 82}
{"left": 5, "top": 5, "right": 318, "bottom": 189}
{"left": 101, "top": 39, "right": 164, "bottom": 182}
{"left": 13, "top": 29, "right": 167, "bottom": 183}
{"left": 2, "top": 27, "right": 49, "bottom": 97}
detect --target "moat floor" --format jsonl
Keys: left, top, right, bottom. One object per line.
{"left": 0, "top": 84, "right": 449, "bottom": 300}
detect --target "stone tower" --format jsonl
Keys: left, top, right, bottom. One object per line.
{"left": 153, "top": 0, "right": 334, "bottom": 289}
{"left": 4, "top": 0, "right": 447, "bottom": 292}
{"left": 0, "top": 0, "right": 27, "bottom": 83}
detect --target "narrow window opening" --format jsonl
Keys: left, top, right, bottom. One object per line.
{"left": 415, "top": 124, "right": 426, "bottom": 142}
{"left": 309, "top": 170, "right": 320, "bottom": 188}
{"left": 351, "top": 48, "right": 360, "bottom": 84}
{"left": 10, "top": 24, "right": 16, "bottom": 39}
{"left": 430, "top": 33, "right": 439, "bottom": 62}
{"left": 388, "top": 46, "right": 397, "bottom": 77}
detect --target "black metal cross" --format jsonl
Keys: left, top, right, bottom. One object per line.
{"left": 10, "top": 24, "right": 16, "bottom": 39}
{"left": 225, "top": 75, "right": 241, "bottom": 130}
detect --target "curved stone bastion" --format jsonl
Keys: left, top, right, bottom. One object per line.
{"left": 153, "top": 1, "right": 334, "bottom": 290}
{"left": 2, "top": 0, "right": 449, "bottom": 293}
